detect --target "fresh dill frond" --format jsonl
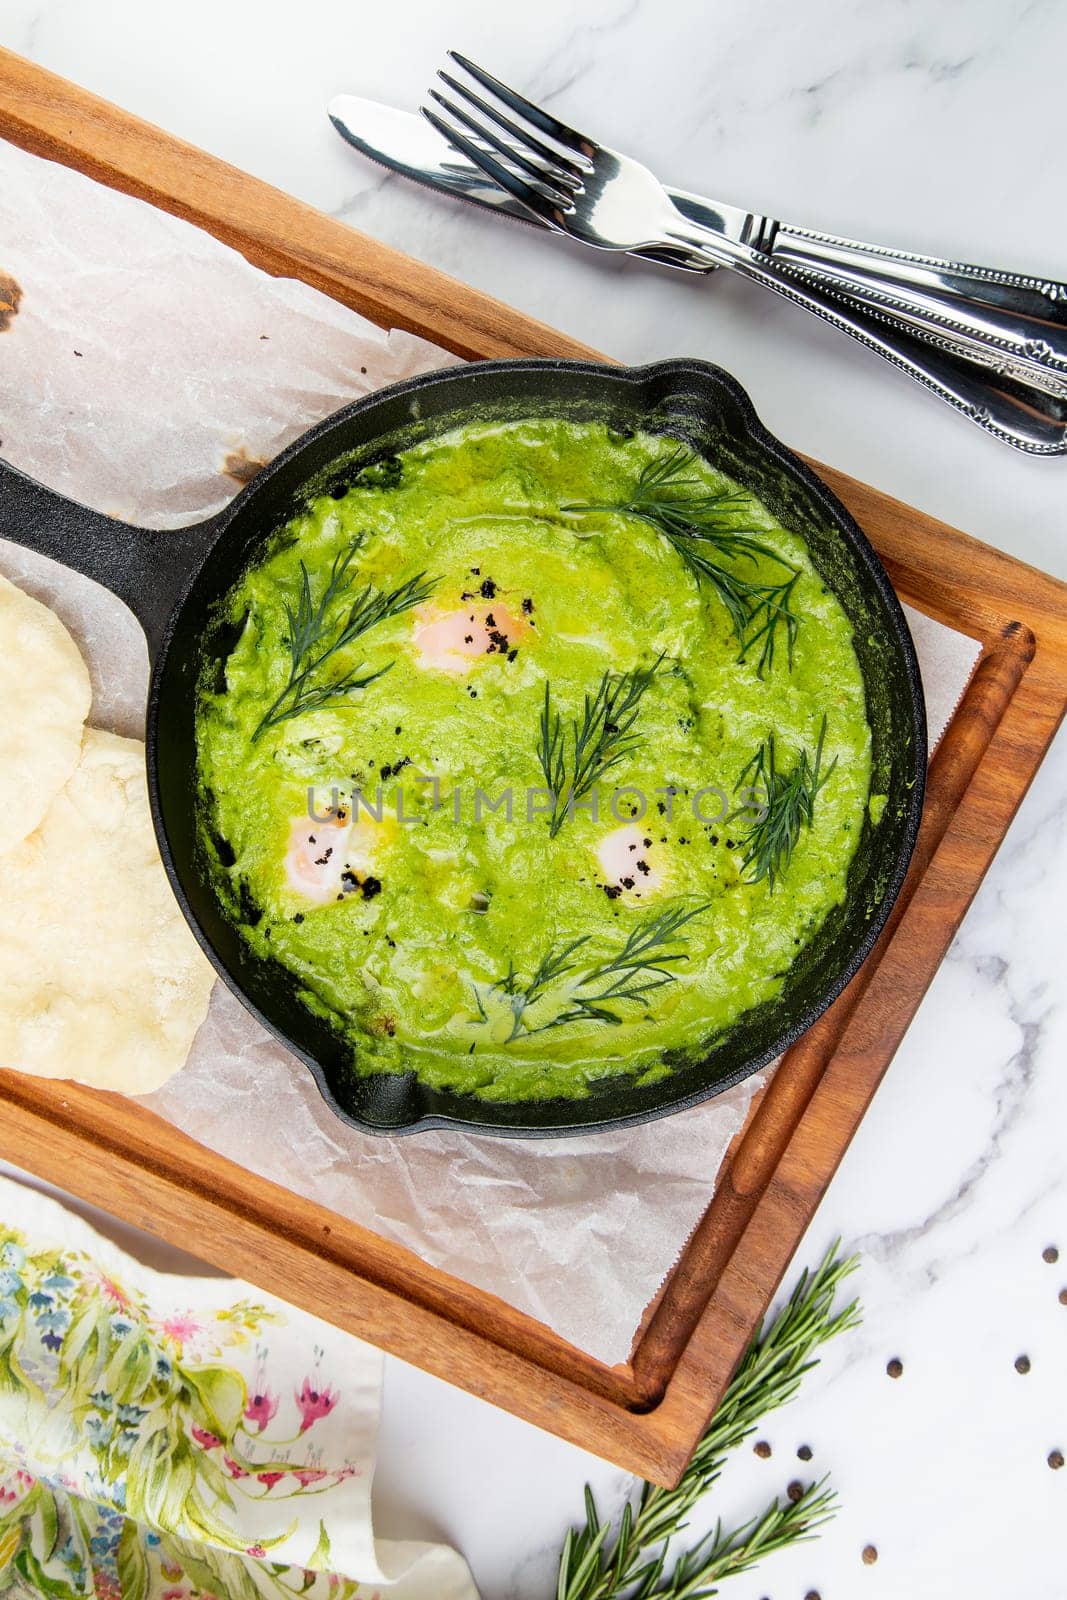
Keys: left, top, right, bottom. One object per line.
{"left": 563, "top": 445, "right": 802, "bottom": 677}
{"left": 538, "top": 656, "right": 666, "bottom": 837}
{"left": 472, "top": 901, "right": 710, "bottom": 1040}
{"left": 252, "top": 536, "right": 436, "bottom": 740}
{"left": 732, "top": 714, "right": 836, "bottom": 890}
{"left": 555, "top": 1244, "right": 861, "bottom": 1600}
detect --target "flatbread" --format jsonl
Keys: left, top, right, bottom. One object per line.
{"left": 0, "top": 728, "right": 215, "bottom": 1090}
{"left": 0, "top": 573, "right": 92, "bottom": 856}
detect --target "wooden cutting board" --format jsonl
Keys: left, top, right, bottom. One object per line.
{"left": 1, "top": 46, "right": 1065, "bottom": 1487}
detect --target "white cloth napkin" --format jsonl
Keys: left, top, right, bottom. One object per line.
{"left": 0, "top": 1173, "right": 478, "bottom": 1598}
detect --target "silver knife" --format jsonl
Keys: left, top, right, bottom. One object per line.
{"left": 327, "top": 95, "right": 718, "bottom": 274}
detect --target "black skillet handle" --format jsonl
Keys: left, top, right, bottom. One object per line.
{"left": 0, "top": 456, "right": 225, "bottom": 661}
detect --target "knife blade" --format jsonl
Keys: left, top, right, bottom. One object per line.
{"left": 328, "top": 94, "right": 718, "bottom": 274}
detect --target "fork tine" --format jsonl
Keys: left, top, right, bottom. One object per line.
{"left": 447, "top": 51, "right": 594, "bottom": 160}
{"left": 429, "top": 88, "right": 579, "bottom": 203}
{"left": 436, "top": 69, "right": 589, "bottom": 182}
{"left": 419, "top": 106, "right": 570, "bottom": 229}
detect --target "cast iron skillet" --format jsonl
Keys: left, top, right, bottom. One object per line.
{"left": 0, "top": 359, "right": 926, "bottom": 1137}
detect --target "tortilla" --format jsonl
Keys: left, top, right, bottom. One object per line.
{"left": 0, "top": 728, "right": 215, "bottom": 1090}
{"left": 0, "top": 573, "right": 92, "bottom": 856}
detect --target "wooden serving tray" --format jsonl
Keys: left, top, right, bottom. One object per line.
{"left": 1, "top": 48, "right": 1065, "bottom": 1488}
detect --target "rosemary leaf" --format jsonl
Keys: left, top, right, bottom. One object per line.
{"left": 538, "top": 656, "right": 666, "bottom": 837}
{"left": 555, "top": 1245, "right": 861, "bottom": 1600}
{"left": 563, "top": 447, "right": 801, "bottom": 677}
{"left": 252, "top": 536, "right": 436, "bottom": 740}
{"left": 732, "top": 715, "right": 836, "bottom": 890}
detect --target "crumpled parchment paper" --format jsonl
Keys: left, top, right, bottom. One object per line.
{"left": 0, "top": 136, "right": 980, "bottom": 1363}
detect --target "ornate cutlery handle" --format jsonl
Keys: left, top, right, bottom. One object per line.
{"left": 764, "top": 225, "right": 1067, "bottom": 395}
{"left": 670, "top": 227, "right": 1067, "bottom": 454}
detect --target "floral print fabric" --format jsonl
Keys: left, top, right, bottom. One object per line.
{"left": 0, "top": 1176, "right": 477, "bottom": 1599}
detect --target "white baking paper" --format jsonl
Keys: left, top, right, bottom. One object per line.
{"left": 0, "top": 136, "right": 980, "bottom": 1364}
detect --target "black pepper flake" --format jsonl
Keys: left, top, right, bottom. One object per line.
{"left": 470, "top": 566, "right": 480, "bottom": 575}
{"left": 507, "top": 648, "right": 518, "bottom": 662}
{"left": 603, "top": 885, "right": 622, "bottom": 900}
{"left": 637, "top": 860, "right": 650, "bottom": 875}
{"left": 480, "top": 577, "right": 497, "bottom": 598}
{"left": 621, "top": 876, "right": 635, "bottom": 890}
{"left": 643, "top": 837, "right": 652, "bottom": 848}
{"left": 395, "top": 724, "right": 402, "bottom": 736}
{"left": 361, "top": 876, "right": 382, "bottom": 901}
{"left": 710, "top": 834, "right": 719, "bottom": 845}
{"left": 468, "top": 687, "right": 478, "bottom": 698}
{"left": 485, "top": 612, "right": 496, "bottom": 628}
{"left": 464, "top": 634, "right": 474, "bottom": 644}
{"left": 293, "top": 913, "right": 305, "bottom": 924}
{"left": 521, "top": 597, "right": 533, "bottom": 614}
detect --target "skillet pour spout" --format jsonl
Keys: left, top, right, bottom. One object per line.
{"left": 0, "top": 359, "right": 926, "bottom": 1136}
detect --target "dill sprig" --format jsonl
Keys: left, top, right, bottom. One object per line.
{"left": 539, "top": 657, "right": 666, "bottom": 837}
{"left": 556, "top": 1244, "right": 861, "bottom": 1600}
{"left": 563, "top": 446, "right": 801, "bottom": 677}
{"left": 252, "top": 536, "right": 436, "bottom": 740}
{"left": 732, "top": 715, "right": 836, "bottom": 890}
{"left": 475, "top": 936, "right": 591, "bottom": 1042}
{"left": 473, "top": 901, "right": 710, "bottom": 1041}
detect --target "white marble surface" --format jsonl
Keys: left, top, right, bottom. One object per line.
{"left": 2, "top": 3, "right": 1065, "bottom": 1595}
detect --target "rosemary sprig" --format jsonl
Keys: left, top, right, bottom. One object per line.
{"left": 563, "top": 447, "right": 801, "bottom": 677}
{"left": 473, "top": 901, "right": 710, "bottom": 1041}
{"left": 732, "top": 715, "right": 836, "bottom": 891}
{"left": 252, "top": 536, "right": 436, "bottom": 740}
{"left": 538, "top": 657, "right": 666, "bottom": 837}
{"left": 556, "top": 1245, "right": 861, "bottom": 1600}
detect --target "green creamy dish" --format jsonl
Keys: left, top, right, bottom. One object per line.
{"left": 195, "top": 418, "right": 873, "bottom": 1102}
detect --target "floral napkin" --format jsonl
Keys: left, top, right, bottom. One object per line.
{"left": 0, "top": 1176, "right": 477, "bottom": 1599}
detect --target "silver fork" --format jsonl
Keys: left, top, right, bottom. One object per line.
{"left": 422, "top": 53, "right": 1067, "bottom": 455}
